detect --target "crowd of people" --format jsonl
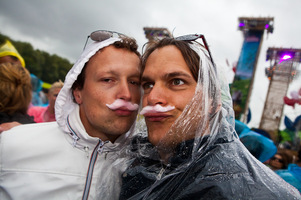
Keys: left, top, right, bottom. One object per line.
{"left": 0, "top": 32, "right": 300, "bottom": 199}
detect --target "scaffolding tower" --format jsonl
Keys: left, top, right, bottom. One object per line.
{"left": 231, "top": 17, "right": 274, "bottom": 122}
{"left": 143, "top": 27, "right": 172, "bottom": 42}
{"left": 259, "top": 48, "right": 301, "bottom": 142}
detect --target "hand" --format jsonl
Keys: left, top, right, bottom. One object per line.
{"left": 0, "top": 122, "right": 21, "bottom": 133}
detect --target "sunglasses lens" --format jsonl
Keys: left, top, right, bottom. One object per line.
{"left": 271, "top": 156, "right": 284, "bottom": 163}
{"left": 83, "top": 30, "right": 127, "bottom": 50}
{"left": 90, "top": 31, "right": 113, "bottom": 42}
{"left": 176, "top": 34, "right": 200, "bottom": 41}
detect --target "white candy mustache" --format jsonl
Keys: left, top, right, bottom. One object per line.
{"left": 140, "top": 105, "right": 175, "bottom": 115}
{"left": 106, "top": 99, "right": 139, "bottom": 111}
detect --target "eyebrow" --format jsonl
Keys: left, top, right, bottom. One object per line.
{"left": 101, "top": 69, "right": 140, "bottom": 78}
{"left": 163, "top": 72, "right": 192, "bottom": 80}
{"left": 141, "top": 71, "right": 193, "bottom": 82}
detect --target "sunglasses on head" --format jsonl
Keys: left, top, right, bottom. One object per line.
{"left": 175, "top": 34, "right": 216, "bottom": 70}
{"left": 83, "top": 30, "right": 127, "bottom": 50}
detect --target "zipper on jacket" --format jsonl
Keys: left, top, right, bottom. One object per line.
{"left": 82, "top": 140, "right": 108, "bottom": 200}
{"left": 66, "top": 116, "right": 80, "bottom": 146}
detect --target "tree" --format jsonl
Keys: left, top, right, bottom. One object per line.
{"left": 0, "top": 33, "right": 73, "bottom": 84}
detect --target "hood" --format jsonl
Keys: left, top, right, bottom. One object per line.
{"left": 55, "top": 37, "right": 121, "bottom": 133}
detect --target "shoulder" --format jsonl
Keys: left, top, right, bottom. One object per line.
{"left": 0, "top": 112, "right": 35, "bottom": 124}
{"left": 4, "top": 121, "right": 58, "bottom": 132}
{"left": 1, "top": 122, "right": 62, "bottom": 144}
{"left": 0, "top": 122, "right": 66, "bottom": 163}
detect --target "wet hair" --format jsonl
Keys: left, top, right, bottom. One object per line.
{"left": 72, "top": 37, "right": 141, "bottom": 92}
{"left": 0, "top": 63, "right": 32, "bottom": 115}
{"left": 141, "top": 38, "right": 200, "bottom": 81}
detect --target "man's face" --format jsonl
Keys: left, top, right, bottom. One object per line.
{"left": 73, "top": 45, "right": 141, "bottom": 142}
{"left": 141, "top": 45, "right": 197, "bottom": 146}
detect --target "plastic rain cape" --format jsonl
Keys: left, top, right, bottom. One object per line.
{"left": 97, "top": 41, "right": 301, "bottom": 200}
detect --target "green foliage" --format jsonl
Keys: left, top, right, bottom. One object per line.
{"left": 0, "top": 33, "right": 73, "bottom": 84}
{"left": 279, "top": 129, "right": 293, "bottom": 142}
{"left": 230, "top": 78, "right": 251, "bottom": 119}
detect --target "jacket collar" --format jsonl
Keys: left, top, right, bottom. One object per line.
{"left": 65, "top": 104, "right": 134, "bottom": 151}
{"left": 66, "top": 104, "right": 100, "bottom": 148}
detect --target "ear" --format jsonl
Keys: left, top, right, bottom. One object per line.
{"left": 73, "top": 88, "right": 83, "bottom": 104}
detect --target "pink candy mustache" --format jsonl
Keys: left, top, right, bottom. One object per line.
{"left": 140, "top": 105, "right": 175, "bottom": 115}
{"left": 106, "top": 99, "right": 139, "bottom": 111}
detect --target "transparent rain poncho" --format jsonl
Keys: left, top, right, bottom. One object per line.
{"left": 98, "top": 40, "right": 301, "bottom": 200}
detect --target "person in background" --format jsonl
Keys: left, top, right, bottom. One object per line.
{"left": 0, "top": 30, "right": 141, "bottom": 200}
{"left": 273, "top": 149, "right": 301, "bottom": 193}
{"left": 266, "top": 148, "right": 293, "bottom": 170}
{"left": 276, "top": 162, "right": 301, "bottom": 193}
{"left": 28, "top": 80, "right": 64, "bottom": 122}
{"left": 29, "top": 74, "right": 44, "bottom": 106}
{"left": 118, "top": 35, "right": 301, "bottom": 199}
{"left": 0, "top": 39, "right": 33, "bottom": 127}
{"left": 235, "top": 119, "right": 277, "bottom": 163}
{"left": 0, "top": 63, "right": 34, "bottom": 124}
{"left": 0, "top": 40, "right": 25, "bottom": 67}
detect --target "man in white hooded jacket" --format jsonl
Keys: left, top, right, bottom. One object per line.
{"left": 0, "top": 31, "right": 141, "bottom": 200}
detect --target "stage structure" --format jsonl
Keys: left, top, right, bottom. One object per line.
{"left": 143, "top": 27, "right": 172, "bottom": 50}
{"left": 259, "top": 48, "right": 301, "bottom": 142}
{"left": 231, "top": 17, "right": 274, "bottom": 122}
{"left": 144, "top": 27, "right": 171, "bottom": 41}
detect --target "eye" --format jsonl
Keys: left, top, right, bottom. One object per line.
{"left": 142, "top": 82, "right": 154, "bottom": 90}
{"left": 101, "top": 78, "right": 114, "bottom": 83}
{"left": 171, "top": 79, "right": 184, "bottom": 86}
{"left": 129, "top": 80, "right": 140, "bottom": 86}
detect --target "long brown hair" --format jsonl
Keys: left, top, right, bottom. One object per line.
{"left": 0, "top": 63, "right": 32, "bottom": 114}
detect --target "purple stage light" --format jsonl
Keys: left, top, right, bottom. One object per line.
{"left": 239, "top": 22, "right": 245, "bottom": 27}
{"left": 279, "top": 54, "right": 293, "bottom": 63}
{"left": 265, "top": 24, "right": 269, "bottom": 29}
{"left": 282, "top": 54, "right": 292, "bottom": 60}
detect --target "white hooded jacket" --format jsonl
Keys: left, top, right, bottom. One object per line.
{"left": 0, "top": 37, "right": 134, "bottom": 200}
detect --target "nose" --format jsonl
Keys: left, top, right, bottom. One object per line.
{"left": 146, "top": 84, "right": 167, "bottom": 106}
{"left": 116, "top": 80, "right": 131, "bottom": 101}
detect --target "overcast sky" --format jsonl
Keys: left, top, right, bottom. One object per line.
{"left": 0, "top": 0, "right": 300, "bottom": 129}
